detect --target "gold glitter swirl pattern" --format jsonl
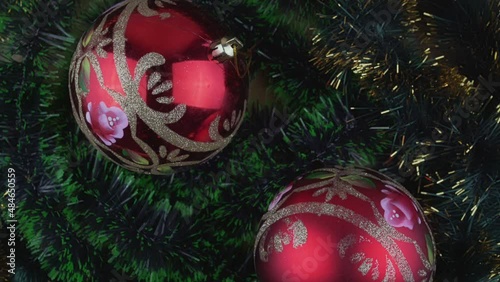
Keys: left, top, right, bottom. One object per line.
{"left": 289, "top": 220, "right": 308, "bottom": 249}
{"left": 157, "top": 0, "right": 176, "bottom": 6}
{"left": 338, "top": 234, "right": 357, "bottom": 258}
{"left": 265, "top": 219, "right": 308, "bottom": 255}
{"left": 164, "top": 104, "right": 186, "bottom": 124}
{"left": 209, "top": 116, "right": 223, "bottom": 141}
{"left": 152, "top": 81, "right": 173, "bottom": 95}
{"left": 312, "top": 183, "right": 348, "bottom": 201}
{"left": 273, "top": 234, "right": 284, "bottom": 252}
{"left": 418, "top": 269, "right": 427, "bottom": 277}
{"left": 133, "top": 53, "right": 166, "bottom": 84}
{"left": 137, "top": 0, "right": 159, "bottom": 17}
{"left": 265, "top": 167, "right": 436, "bottom": 272}
{"left": 339, "top": 234, "right": 386, "bottom": 279}
{"left": 223, "top": 119, "right": 230, "bottom": 131}
{"left": 159, "top": 145, "right": 167, "bottom": 158}
{"left": 258, "top": 229, "right": 270, "bottom": 262}
{"left": 255, "top": 202, "right": 416, "bottom": 281}
{"left": 148, "top": 72, "right": 162, "bottom": 90}
{"left": 351, "top": 252, "right": 365, "bottom": 263}
{"left": 231, "top": 110, "right": 237, "bottom": 126}
{"left": 384, "top": 256, "right": 396, "bottom": 282}
{"left": 156, "top": 96, "right": 174, "bottom": 104}
{"left": 358, "top": 257, "right": 373, "bottom": 276}
{"left": 372, "top": 260, "right": 380, "bottom": 280}
{"left": 264, "top": 167, "right": 383, "bottom": 214}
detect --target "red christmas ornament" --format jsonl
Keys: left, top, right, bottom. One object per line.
{"left": 255, "top": 167, "right": 436, "bottom": 282}
{"left": 69, "top": 0, "right": 248, "bottom": 174}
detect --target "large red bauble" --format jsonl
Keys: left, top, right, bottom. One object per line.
{"left": 254, "top": 167, "right": 436, "bottom": 282}
{"left": 68, "top": 0, "right": 248, "bottom": 174}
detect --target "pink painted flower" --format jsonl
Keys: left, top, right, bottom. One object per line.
{"left": 380, "top": 185, "right": 422, "bottom": 230}
{"left": 85, "top": 101, "right": 128, "bottom": 146}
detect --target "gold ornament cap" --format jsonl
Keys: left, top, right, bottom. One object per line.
{"left": 209, "top": 37, "right": 244, "bottom": 63}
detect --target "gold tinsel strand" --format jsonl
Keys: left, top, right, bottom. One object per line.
{"left": 308, "top": 0, "right": 482, "bottom": 100}
{"left": 420, "top": 0, "right": 500, "bottom": 81}
{"left": 309, "top": 0, "right": 435, "bottom": 94}
{"left": 436, "top": 67, "right": 476, "bottom": 99}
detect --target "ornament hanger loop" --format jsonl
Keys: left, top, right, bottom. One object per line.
{"left": 210, "top": 37, "right": 244, "bottom": 63}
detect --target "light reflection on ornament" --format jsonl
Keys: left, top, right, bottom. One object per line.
{"left": 172, "top": 60, "right": 226, "bottom": 109}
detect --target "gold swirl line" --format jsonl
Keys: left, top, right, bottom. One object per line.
{"left": 255, "top": 202, "right": 416, "bottom": 281}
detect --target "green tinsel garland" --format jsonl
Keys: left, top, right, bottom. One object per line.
{"left": 1, "top": 0, "right": 499, "bottom": 281}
